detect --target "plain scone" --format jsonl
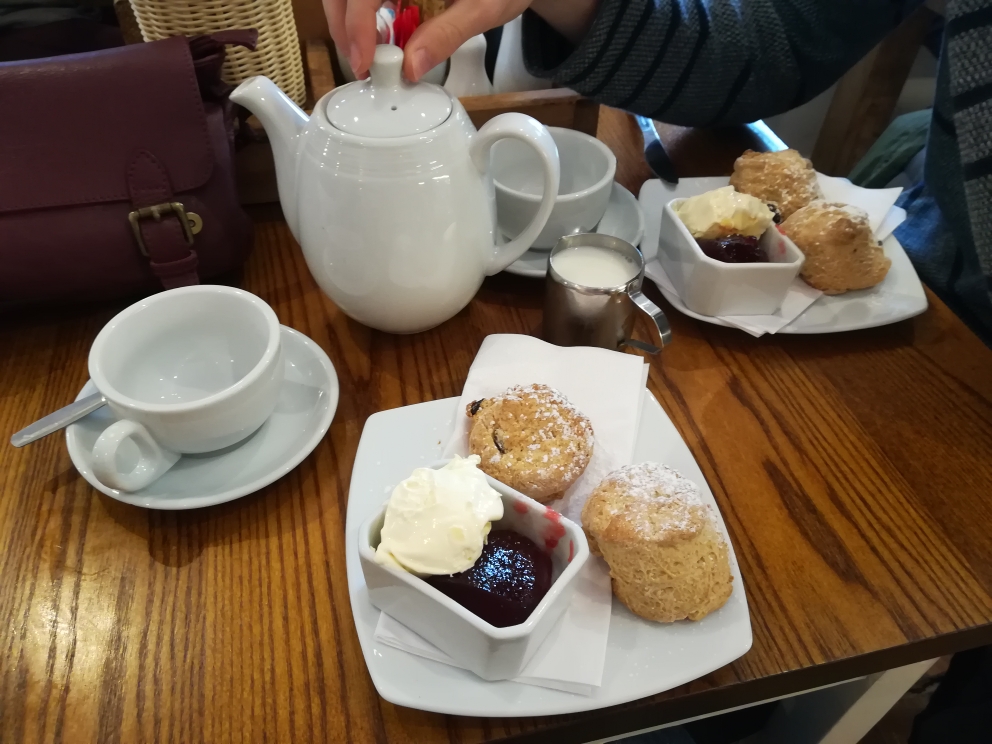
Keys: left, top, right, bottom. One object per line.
{"left": 467, "top": 384, "right": 594, "bottom": 503}
{"left": 582, "top": 463, "right": 733, "bottom": 622}
{"left": 729, "top": 149, "right": 822, "bottom": 219}
{"left": 782, "top": 201, "right": 891, "bottom": 294}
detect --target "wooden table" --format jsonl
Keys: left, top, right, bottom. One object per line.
{"left": 3, "top": 108, "right": 992, "bottom": 744}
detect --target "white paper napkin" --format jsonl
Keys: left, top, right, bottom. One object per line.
{"left": 876, "top": 205, "right": 907, "bottom": 242}
{"left": 719, "top": 280, "right": 825, "bottom": 336}
{"left": 644, "top": 177, "right": 907, "bottom": 336}
{"left": 816, "top": 174, "right": 903, "bottom": 237}
{"left": 443, "top": 333, "right": 649, "bottom": 523}
{"left": 374, "top": 558, "right": 613, "bottom": 696}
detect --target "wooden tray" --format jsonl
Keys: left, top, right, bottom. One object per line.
{"left": 236, "top": 39, "right": 600, "bottom": 204}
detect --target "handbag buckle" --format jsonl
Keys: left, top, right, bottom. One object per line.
{"left": 128, "top": 201, "right": 202, "bottom": 257}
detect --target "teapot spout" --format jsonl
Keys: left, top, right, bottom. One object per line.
{"left": 230, "top": 76, "right": 308, "bottom": 241}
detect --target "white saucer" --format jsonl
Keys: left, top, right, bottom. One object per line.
{"left": 66, "top": 326, "right": 339, "bottom": 510}
{"left": 639, "top": 178, "right": 928, "bottom": 333}
{"left": 503, "top": 182, "right": 646, "bottom": 278}
{"left": 345, "top": 392, "right": 751, "bottom": 717}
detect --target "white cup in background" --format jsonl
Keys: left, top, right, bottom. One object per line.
{"left": 88, "top": 285, "right": 283, "bottom": 492}
{"left": 492, "top": 126, "right": 617, "bottom": 250}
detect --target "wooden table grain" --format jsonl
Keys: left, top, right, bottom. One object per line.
{"left": 3, "top": 107, "right": 992, "bottom": 744}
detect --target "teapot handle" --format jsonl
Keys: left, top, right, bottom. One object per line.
{"left": 469, "top": 114, "right": 560, "bottom": 275}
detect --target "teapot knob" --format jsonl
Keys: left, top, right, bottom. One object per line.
{"left": 370, "top": 44, "right": 404, "bottom": 89}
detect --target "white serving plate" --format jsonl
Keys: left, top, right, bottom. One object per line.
{"left": 639, "top": 178, "right": 928, "bottom": 333}
{"left": 345, "top": 392, "right": 752, "bottom": 716}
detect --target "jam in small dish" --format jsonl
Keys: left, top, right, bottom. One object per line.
{"left": 696, "top": 235, "right": 768, "bottom": 263}
{"left": 426, "top": 530, "right": 553, "bottom": 627}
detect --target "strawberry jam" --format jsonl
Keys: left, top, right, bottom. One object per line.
{"left": 697, "top": 234, "right": 768, "bottom": 263}
{"left": 426, "top": 530, "right": 552, "bottom": 627}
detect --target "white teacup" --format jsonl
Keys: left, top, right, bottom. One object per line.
{"left": 88, "top": 285, "right": 283, "bottom": 492}
{"left": 493, "top": 126, "right": 617, "bottom": 250}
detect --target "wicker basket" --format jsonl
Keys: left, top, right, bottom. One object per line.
{"left": 409, "top": 0, "right": 446, "bottom": 20}
{"left": 129, "top": 0, "right": 306, "bottom": 105}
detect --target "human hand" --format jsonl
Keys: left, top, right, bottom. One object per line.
{"left": 401, "top": 0, "right": 532, "bottom": 80}
{"left": 323, "top": 0, "right": 598, "bottom": 82}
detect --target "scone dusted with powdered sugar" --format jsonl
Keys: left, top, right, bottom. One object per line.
{"left": 781, "top": 201, "right": 891, "bottom": 294}
{"left": 466, "top": 384, "right": 594, "bottom": 504}
{"left": 729, "top": 148, "right": 822, "bottom": 219}
{"left": 582, "top": 463, "right": 733, "bottom": 622}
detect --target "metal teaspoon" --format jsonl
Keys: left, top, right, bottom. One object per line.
{"left": 10, "top": 393, "right": 107, "bottom": 447}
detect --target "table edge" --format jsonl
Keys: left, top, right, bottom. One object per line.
{"left": 489, "top": 622, "right": 992, "bottom": 744}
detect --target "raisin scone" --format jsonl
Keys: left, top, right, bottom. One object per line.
{"left": 466, "top": 384, "right": 594, "bottom": 503}
{"left": 729, "top": 149, "right": 822, "bottom": 219}
{"left": 781, "top": 201, "right": 891, "bottom": 294}
{"left": 582, "top": 463, "right": 733, "bottom": 623}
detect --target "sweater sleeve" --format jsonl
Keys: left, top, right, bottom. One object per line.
{"left": 522, "top": 0, "right": 924, "bottom": 126}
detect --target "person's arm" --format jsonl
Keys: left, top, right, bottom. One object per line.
{"left": 522, "top": 0, "right": 924, "bottom": 126}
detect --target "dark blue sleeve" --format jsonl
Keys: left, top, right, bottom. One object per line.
{"left": 522, "top": 0, "right": 924, "bottom": 126}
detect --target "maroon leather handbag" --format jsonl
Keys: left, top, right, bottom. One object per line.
{"left": 0, "top": 31, "right": 257, "bottom": 308}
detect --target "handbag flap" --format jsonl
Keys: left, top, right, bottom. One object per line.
{"left": 0, "top": 36, "right": 213, "bottom": 214}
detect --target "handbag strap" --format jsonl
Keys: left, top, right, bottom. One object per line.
{"left": 122, "top": 33, "right": 257, "bottom": 290}
{"left": 190, "top": 30, "right": 258, "bottom": 102}
{"left": 126, "top": 150, "right": 199, "bottom": 289}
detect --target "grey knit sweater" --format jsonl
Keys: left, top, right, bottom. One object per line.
{"left": 524, "top": 0, "right": 992, "bottom": 340}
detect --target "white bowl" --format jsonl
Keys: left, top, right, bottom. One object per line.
{"left": 358, "top": 461, "right": 590, "bottom": 681}
{"left": 493, "top": 127, "right": 617, "bottom": 249}
{"left": 658, "top": 200, "right": 805, "bottom": 316}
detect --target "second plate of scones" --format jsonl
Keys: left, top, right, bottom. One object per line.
{"left": 643, "top": 148, "right": 928, "bottom": 332}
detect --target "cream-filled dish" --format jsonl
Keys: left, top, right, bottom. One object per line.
{"left": 376, "top": 455, "right": 554, "bottom": 627}
{"left": 375, "top": 454, "right": 504, "bottom": 575}
{"left": 673, "top": 186, "right": 776, "bottom": 264}
{"left": 674, "top": 185, "right": 775, "bottom": 240}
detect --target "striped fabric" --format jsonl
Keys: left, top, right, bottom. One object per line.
{"left": 946, "top": 0, "right": 992, "bottom": 324}
{"left": 523, "top": 0, "right": 992, "bottom": 340}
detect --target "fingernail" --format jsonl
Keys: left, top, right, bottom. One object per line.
{"left": 410, "top": 48, "right": 433, "bottom": 81}
{"left": 349, "top": 42, "right": 362, "bottom": 74}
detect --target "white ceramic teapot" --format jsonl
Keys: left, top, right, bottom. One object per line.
{"left": 231, "top": 45, "right": 560, "bottom": 333}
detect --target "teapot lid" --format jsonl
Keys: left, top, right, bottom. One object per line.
{"left": 326, "top": 45, "right": 452, "bottom": 138}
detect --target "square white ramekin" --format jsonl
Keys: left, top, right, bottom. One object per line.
{"left": 358, "top": 461, "right": 590, "bottom": 681}
{"left": 658, "top": 199, "right": 805, "bottom": 316}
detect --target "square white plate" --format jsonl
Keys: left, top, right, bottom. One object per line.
{"left": 345, "top": 392, "right": 752, "bottom": 717}
{"left": 639, "top": 178, "right": 928, "bottom": 333}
